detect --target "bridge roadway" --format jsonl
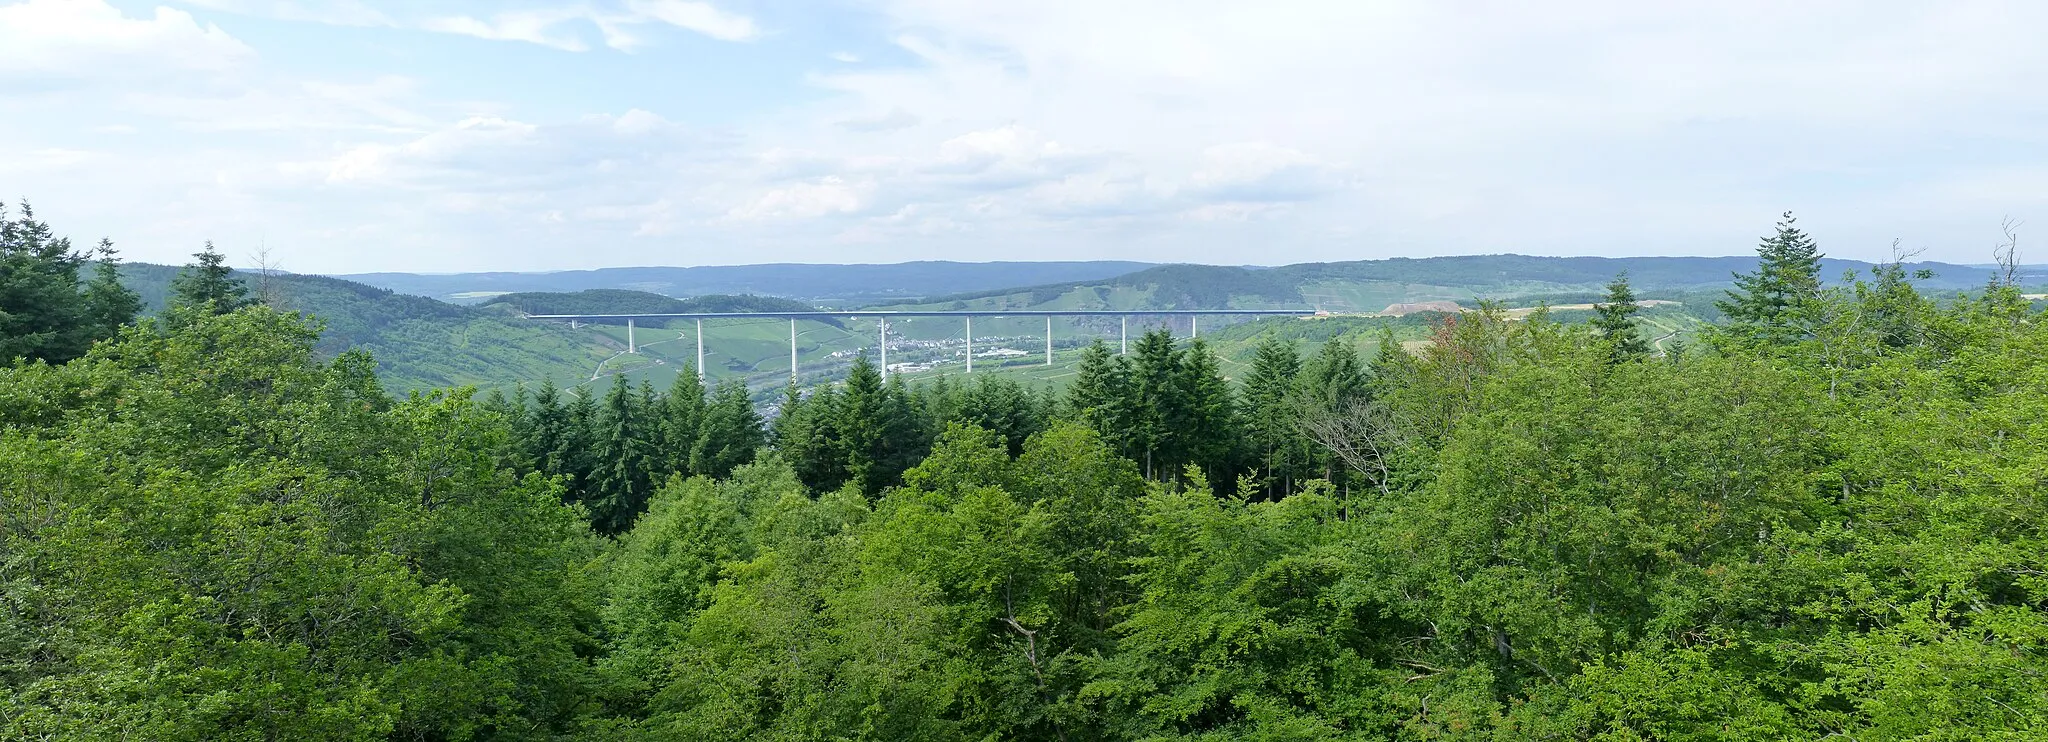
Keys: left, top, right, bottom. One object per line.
{"left": 525, "top": 309, "right": 1327, "bottom": 381}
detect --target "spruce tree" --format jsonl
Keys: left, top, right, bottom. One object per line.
{"left": 835, "top": 353, "right": 889, "bottom": 494}
{"left": 1174, "top": 339, "right": 1240, "bottom": 487}
{"left": 690, "top": 380, "right": 762, "bottom": 479}
{"left": 871, "top": 373, "right": 929, "bottom": 490}
{"left": 1297, "top": 337, "right": 1368, "bottom": 484}
{"left": 1128, "top": 329, "right": 1184, "bottom": 479}
{"left": 1718, "top": 211, "right": 1823, "bottom": 341}
{"left": 1592, "top": 272, "right": 1650, "bottom": 361}
{"left": 1067, "top": 339, "right": 1135, "bottom": 458}
{"left": 589, "top": 376, "right": 657, "bottom": 535}
{"left": 954, "top": 375, "right": 1047, "bottom": 456}
{"left": 1242, "top": 336, "right": 1304, "bottom": 498}
{"left": 661, "top": 367, "right": 707, "bottom": 476}
{"left": 527, "top": 378, "right": 571, "bottom": 481}
{"left": 561, "top": 386, "right": 600, "bottom": 509}
{"left": 1297, "top": 336, "right": 1367, "bottom": 414}
{"left": 81, "top": 239, "right": 140, "bottom": 341}
{"left": 0, "top": 200, "right": 91, "bottom": 363}
{"left": 777, "top": 383, "right": 846, "bottom": 492}
{"left": 169, "top": 241, "right": 253, "bottom": 315}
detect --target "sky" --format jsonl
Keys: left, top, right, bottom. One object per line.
{"left": 2, "top": 0, "right": 2046, "bottom": 273}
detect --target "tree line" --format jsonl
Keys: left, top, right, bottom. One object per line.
{"left": 4, "top": 209, "right": 2047, "bottom": 739}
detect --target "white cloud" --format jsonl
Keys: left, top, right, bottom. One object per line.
{"left": 420, "top": 9, "right": 590, "bottom": 51}
{"left": 727, "top": 177, "right": 871, "bottom": 221}
{"left": 8, "top": 0, "right": 2048, "bottom": 271}
{"left": 178, "top": 0, "right": 392, "bottom": 26}
{"left": 622, "top": 0, "right": 758, "bottom": 42}
{"left": 0, "top": 0, "right": 253, "bottom": 79}
{"left": 835, "top": 107, "right": 919, "bottom": 133}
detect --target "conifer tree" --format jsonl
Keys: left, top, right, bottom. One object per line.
{"left": 1592, "top": 272, "right": 1650, "bottom": 361}
{"left": 1128, "top": 329, "right": 1184, "bottom": 479}
{"left": 776, "top": 383, "right": 845, "bottom": 492}
{"left": 1296, "top": 336, "right": 1369, "bottom": 484}
{"left": 81, "top": 239, "right": 140, "bottom": 341}
{"left": 1242, "top": 336, "right": 1305, "bottom": 497}
{"left": 660, "top": 367, "right": 707, "bottom": 476}
{"left": 527, "top": 378, "right": 571, "bottom": 479}
{"left": 589, "top": 376, "right": 658, "bottom": 534}
{"left": 561, "top": 385, "right": 600, "bottom": 508}
{"left": 1364, "top": 327, "right": 1408, "bottom": 397}
{"left": 1174, "top": 339, "right": 1240, "bottom": 487}
{"left": 1718, "top": 211, "right": 1823, "bottom": 341}
{"left": 873, "top": 373, "right": 930, "bottom": 486}
{"left": 1297, "top": 336, "right": 1367, "bottom": 414}
{"left": 0, "top": 200, "right": 91, "bottom": 362}
{"left": 951, "top": 374, "right": 1047, "bottom": 456}
{"left": 1067, "top": 339, "right": 1135, "bottom": 457}
{"left": 690, "top": 380, "right": 762, "bottom": 479}
{"left": 835, "top": 353, "right": 891, "bottom": 494}
{"left": 169, "top": 241, "right": 252, "bottom": 315}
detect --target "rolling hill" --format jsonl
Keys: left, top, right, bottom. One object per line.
{"left": 118, "top": 253, "right": 2038, "bottom": 402}
{"left": 903, "top": 255, "right": 2026, "bottom": 314}
{"left": 336, "top": 261, "right": 1155, "bottom": 304}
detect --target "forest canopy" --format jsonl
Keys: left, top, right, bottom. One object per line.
{"left": 3, "top": 214, "right": 2047, "bottom": 739}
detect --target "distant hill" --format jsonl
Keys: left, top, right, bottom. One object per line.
{"left": 335, "top": 261, "right": 1156, "bottom": 304}
{"left": 481, "top": 290, "right": 845, "bottom": 328}
{"left": 905, "top": 255, "right": 2025, "bottom": 313}
{"left": 116, "top": 253, "right": 2043, "bottom": 398}
{"left": 119, "top": 264, "right": 613, "bottom": 392}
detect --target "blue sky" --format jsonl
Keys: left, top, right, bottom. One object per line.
{"left": 2, "top": 0, "right": 2045, "bottom": 273}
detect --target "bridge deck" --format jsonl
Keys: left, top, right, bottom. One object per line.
{"left": 525, "top": 309, "right": 1325, "bottom": 320}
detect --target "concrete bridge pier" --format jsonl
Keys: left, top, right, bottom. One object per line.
{"left": 1045, "top": 317, "right": 1053, "bottom": 366}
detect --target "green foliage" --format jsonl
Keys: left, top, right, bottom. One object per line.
{"left": 10, "top": 210, "right": 2048, "bottom": 739}
{"left": 1719, "top": 211, "right": 1824, "bottom": 342}
{"left": 0, "top": 201, "right": 135, "bottom": 363}
{"left": 0, "top": 308, "right": 601, "bottom": 740}
{"left": 167, "top": 242, "right": 254, "bottom": 315}
{"left": 1592, "top": 271, "right": 1650, "bottom": 361}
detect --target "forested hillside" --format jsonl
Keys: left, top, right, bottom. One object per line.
{"left": 909, "top": 253, "right": 2026, "bottom": 313}
{"left": 340, "top": 261, "right": 1156, "bottom": 304}
{"left": 483, "top": 289, "right": 833, "bottom": 322}
{"left": 7, "top": 212, "right": 2048, "bottom": 738}
{"left": 111, "top": 263, "right": 618, "bottom": 391}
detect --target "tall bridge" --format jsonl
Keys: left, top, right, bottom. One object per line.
{"left": 524, "top": 309, "right": 1326, "bottom": 381}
